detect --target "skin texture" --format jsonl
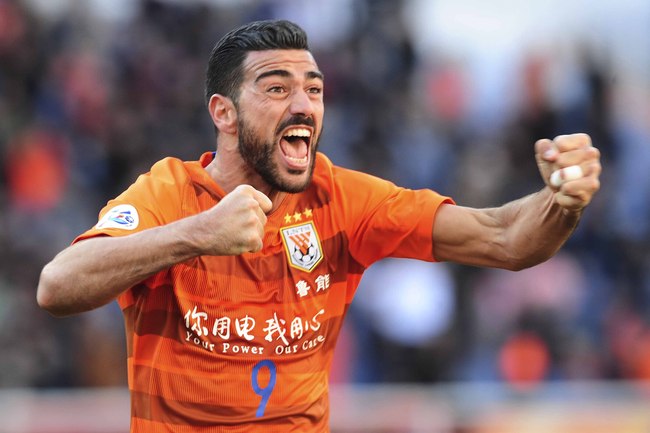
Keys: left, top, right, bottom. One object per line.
{"left": 36, "top": 49, "right": 601, "bottom": 317}
{"left": 433, "top": 133, "right": 601, "bottom": 270}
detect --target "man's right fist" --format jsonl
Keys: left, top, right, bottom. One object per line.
{"left": 190, "top": 184, "right": 272, "bottom": 256}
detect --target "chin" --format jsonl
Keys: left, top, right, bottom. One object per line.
{"left": 258, "top": 153, "right": 317, "bottom": 193}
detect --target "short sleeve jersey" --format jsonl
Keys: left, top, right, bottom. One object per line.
{"left": 75, "top": 151, "right": 453, "bottom": 432}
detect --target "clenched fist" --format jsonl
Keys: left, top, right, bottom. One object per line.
{"left": 188, "top": 184, "right": 273, "bottom": 256}
{"left": 535, "top": 133, "right": 601, "bottom": 212}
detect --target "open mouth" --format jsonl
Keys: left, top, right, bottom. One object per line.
{"left": 279, "top": 126, "right": 312, "bottom": 169}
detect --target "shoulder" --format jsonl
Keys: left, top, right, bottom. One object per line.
{"left": 147, "top": 156, "right": 196, "bottom": 185}
{"left": 311, "top": 152, "right": 396, "bottom": 195}
{"left": 131, "top": 155, "right": 213, "bottom": 196}
{"left": 115, "top": 155, "right": 209, "bottom": 213}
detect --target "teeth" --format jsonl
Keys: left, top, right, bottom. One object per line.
{"left": 286, "top": 155, "right": 307, "bottom": 163}
{"left": 284, "top": 128, "right": 311, "bottom": 138}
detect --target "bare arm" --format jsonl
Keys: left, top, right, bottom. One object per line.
{"left": 37, "top": 185, "right": 272, "bottom": 317}
{"left": 433, "top": 133, "right": 601, "bottom": 270}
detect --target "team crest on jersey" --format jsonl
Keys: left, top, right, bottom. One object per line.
{"left": 96, "top": 204, "right": 139, "bottom": 230}
{"left": 281, "top": 222, "right": 323, "bottom": 272}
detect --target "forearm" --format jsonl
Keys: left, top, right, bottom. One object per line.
{"left": 496, "top": 187, "right": 581, "bottom": 270}
{"left": 37, "top": 219, "right": 199, "bottom": 317}
{"left": 37, "top": 185, "right": 271, "bottom": 317}
{"left": 435, "top": 133, "right": 598, "bottom": 270}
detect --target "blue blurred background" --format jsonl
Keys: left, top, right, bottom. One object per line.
{"left": 1, "top": 0, "right": 650, "bottom": 431}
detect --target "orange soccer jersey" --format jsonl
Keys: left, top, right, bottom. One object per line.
{"left": 75, "top": 151, "right": 452, "bottom": 432}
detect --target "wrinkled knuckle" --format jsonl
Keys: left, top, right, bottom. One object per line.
{"left": 561, "top": 184, "right": 575, "bottom": 195}
{"left": 589, "top": 146, "right": 601, "bottom": 158}
{"left": 569, "top": 133, "right": 591, "bottom": 148}
{"left": 246, "top": 213, "right": 259, "bottom": 227}
{"left": 236, "top": 184, "right": 254, "bottom": 196}
{"left": 245, "top": 199, "right": 258, "bottom": 212}
{"left": 592, "top": 162, "right": 602, "bottom": 175}
{"left": 244, "top": 232, "right": 258, "bottom": 247}
{"left": 535, "top": 138, "right": 551, "bottom": 150}
{"left": 590, "top": 178, "right": 601, "bottom": 192}
{"left": 249, "top": 237, "right": 263, "bottom": 252}
{"left": 553, "top": 134, "right": 569, "bottom": 142}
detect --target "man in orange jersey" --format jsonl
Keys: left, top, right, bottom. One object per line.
{"left": 37, "top": 20, "right": 601, "bottom": 432}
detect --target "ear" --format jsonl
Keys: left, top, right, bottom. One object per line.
{"left": 208, "top": 94, "right": 238, "bottom": 135}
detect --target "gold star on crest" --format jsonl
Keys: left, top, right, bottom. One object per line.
{"left": 303, "top": 208, "right": 313, "bottom": 218}
{"left": 293, "top": 211, "right": 303, "bottom": 222}
{"left": 284, "top": 213, "right": 293, "bottom": 224}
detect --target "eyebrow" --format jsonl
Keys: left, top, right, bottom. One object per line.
{"left": 255, "top": 69, "right": 324, "bottom": 83}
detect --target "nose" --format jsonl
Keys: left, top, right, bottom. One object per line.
{"left": 289, "top": 89, "right": 315, "bottom": 118}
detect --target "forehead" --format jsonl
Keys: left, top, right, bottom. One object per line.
{"left": 241, "top": 49, "right": 321, "bottom": 81}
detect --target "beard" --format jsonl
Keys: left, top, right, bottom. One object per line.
{"left": 237, "top": 115, "right": 319, "bottom": 193}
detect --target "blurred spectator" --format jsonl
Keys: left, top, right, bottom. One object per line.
{"left": 455, "top": 253, "right": 593, "bottom": 382}
{"left": 5, "top": 127, "right": 68, "bottom": 212}
{"left": 351, "top": 259, "right": 456, "bottom": 383}
{"left": 498, "top": 331, "right": 550, "bottom": 391}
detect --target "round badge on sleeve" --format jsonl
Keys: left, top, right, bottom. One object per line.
{"left": 96, "top": 204, "right": 140, "bottom": 230}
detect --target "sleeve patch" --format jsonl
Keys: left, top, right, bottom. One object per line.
{"left": 95, "top": 204, "right": 140, "bottom": 230}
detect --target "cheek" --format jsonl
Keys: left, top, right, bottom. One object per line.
{"left": 240, "top": 108, "right": 274, "bottom": 137}
{"left": 314, "top": 105, "right": 324, "bottom": 131}
{"left": 314, "top": 123, "right": 324, "bottom": 143}
{"left": 253, "top": 108, "right": 283, "bottom": 135}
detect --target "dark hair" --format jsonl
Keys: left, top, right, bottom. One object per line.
{"left": 205, "top": 20, "right": 309, "bottom": 106}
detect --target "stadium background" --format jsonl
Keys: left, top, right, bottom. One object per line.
{"left": 1, "top": 0, "right": 649, "bottom": 431}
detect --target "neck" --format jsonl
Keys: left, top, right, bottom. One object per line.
{"left": 205, "top": 149, "right": 287, "bottom": 212}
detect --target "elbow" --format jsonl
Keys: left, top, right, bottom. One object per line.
{"left": 504, "top": 259, "right": 535, "bottom": 272}
{"left": 503, "top": 251, "right": 554, "bottom": 272}
{"left": 36, "top": 264, "right": 55, "bottom": 311}
{"left": 37, "top": 263, "right": 74, "bottom": 317}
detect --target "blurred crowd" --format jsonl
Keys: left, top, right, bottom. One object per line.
{"left": 1, "top": 0, "right": 649, "bottom": 390}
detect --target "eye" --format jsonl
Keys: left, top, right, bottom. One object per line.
{"left": 307, "top": 86, "right": 323, "bottom": 95}
{"left": 268, "top": 86, "right": 286, "bottom": 94}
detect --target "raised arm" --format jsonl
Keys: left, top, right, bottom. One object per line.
{"left": 37, "top": 185, "right": 272, "bottom": 317}
{"left": 433, "top": 133, "right": 601, "bottom": 270}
